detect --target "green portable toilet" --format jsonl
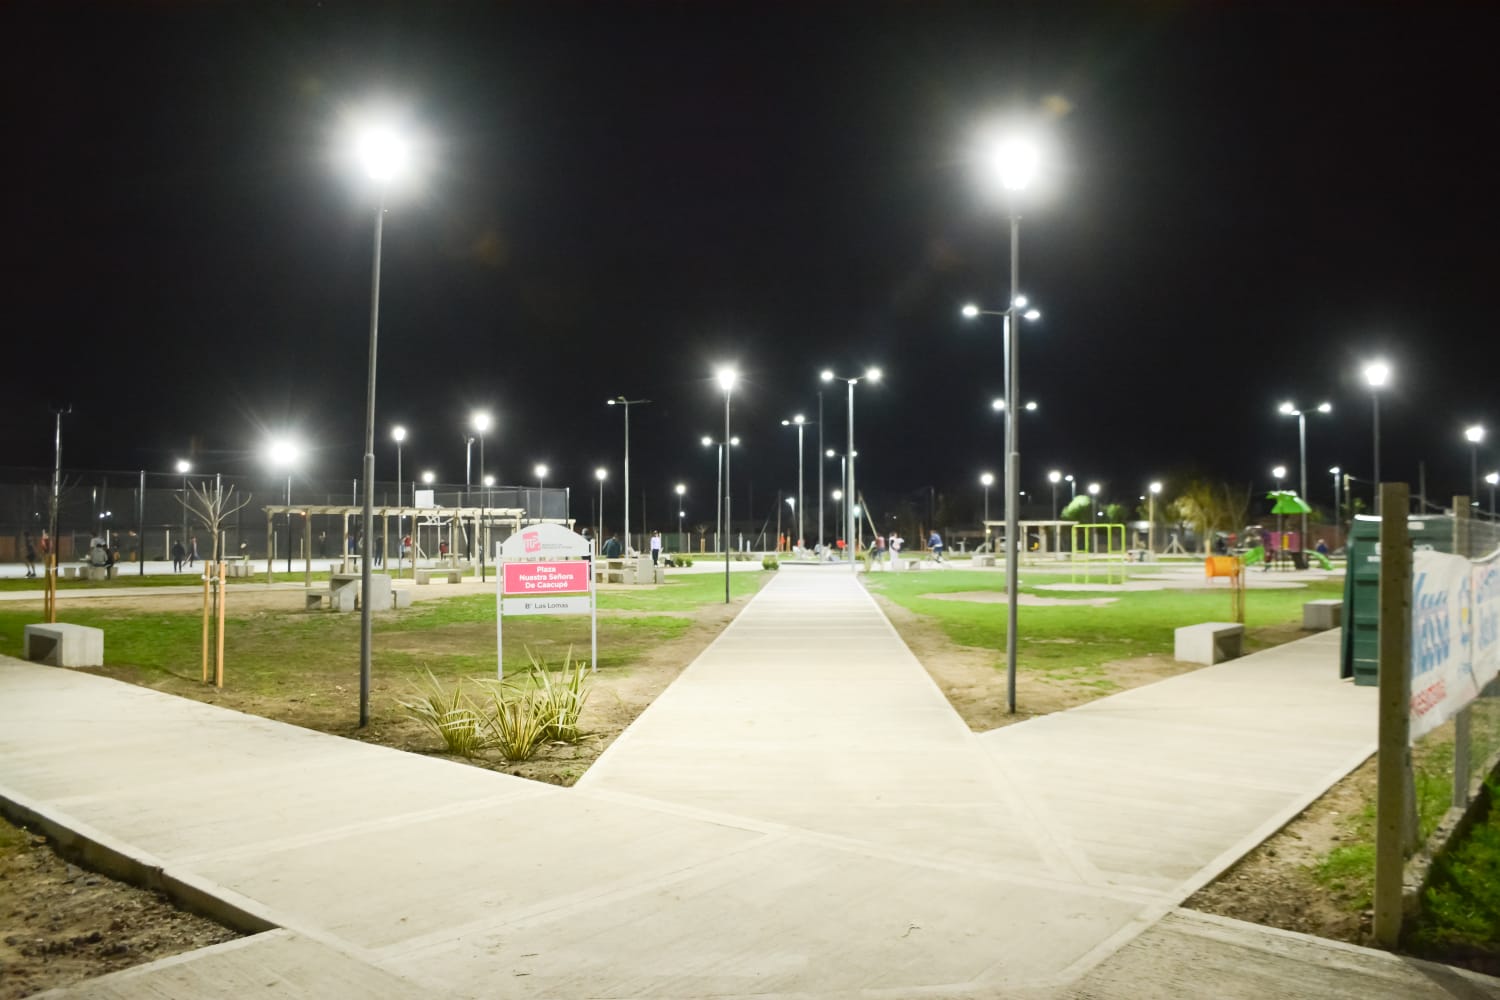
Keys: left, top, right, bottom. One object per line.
{"left": 1341, "top": 513, "right": 1454, "bottom": 685}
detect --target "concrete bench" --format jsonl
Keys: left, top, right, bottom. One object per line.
{"left": 1174, "top": 622, "right": 1244, "bottom": 665}
{"left": 973, "top": 555, "right": 996, "bottom": 568}
{"left": 24, "top": 623, "right": 104, "bottom": 667}
{"left": 393, "top": 588, "right": 413, "bottom": 609}
{"left": 225, "top": 562, "right": 254, "bottom": 578}
{"left": 414, "top": 567, "right": 464, "bottom": 585}
{"left": 61, "top": 566, "right": 79, "bottom": 579}
{"left": 905, "top": 559, "right": 922, "bottom": 571}
{"left": 1303, "top": 599, "right": 1343, "bottom": 631}
{"left": 83, "top": 565, "right": 116, "bottom": 581}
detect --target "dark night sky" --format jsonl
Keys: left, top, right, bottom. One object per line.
{"left": 6, "top": 1, "right": 1500, "bottom": 525}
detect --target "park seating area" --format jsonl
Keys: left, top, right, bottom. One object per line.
{"left": 1173, "top": 621, "right": 1244, "bottom": 664}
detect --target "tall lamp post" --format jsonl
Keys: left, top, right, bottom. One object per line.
{"left": 608, "top": 396, "right": 651, "bottom": 555}
{"left": 1363, "top": 359, "right": 1390, "bottom": 512}
{"left": 781, "top": 414, "right": 808, "bottom": 552}
{"left": 1465, "top": 425, "right": 1485, "bottom": 504}
{"left": 716, "top": 367, "right": 738, "bottom": 603}
{"left": 471, "top": 411, "right": 490, "bottom": 581}
{"left": 821, "top": 367, "right": 882, "bottom": 570}
{"left": 1047, "top": 470, "right": 1061, "bottom": 522}
{"left": 1486, "top": 472, "right": 1498, "bottom": 520}
{"left": 1278, "top": 400, "right": 1331, "bottom": 546}
{"left": 1330, "top": 466, "right": 1343, "bottom": 546}
{"left": 817, "top": 390, "right": 825, "bottom": 553}
{"left": 1272, "top": 465, "right": 1287, "bottom": 492}
{"left": 1148, "top": 481, "right": 1162, "bottom": 555}
{"left": 266, "top": 439, "right": 299, "bottom": 574}
{"left": 979, "top": 472, "right": 995, "bottom": 548}
{"left": 391, "top": 426, "right": 405, "bottom": 576}
{"left": 675, "top": 483, "right": 686, "bottom": 551}
{"left": 353, "top": 123, "right": 411, "bottom": 729}
{"left": 535, "top": 463, "right": 549, "bottom": 519}
{"left": 594, "top": 468, "right": 607, "bottom": 550}
{"left": 175, "top": 459, "right": 192, "bottom": 553}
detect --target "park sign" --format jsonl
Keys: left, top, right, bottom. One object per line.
{"left": 496, "top": 522, "right": 596, "bottom": 679}
{"left": 1409, "top": 546, "right": 1500, "bottom": 739}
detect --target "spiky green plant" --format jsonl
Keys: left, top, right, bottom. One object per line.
{"left": 484, "top": 683, "right": 550, "bottom": 761}
{"left": 396, "top": 671, "right": 490, "bottom": 758}
{"left": 527, "top": 646, "right": 592, "bottom": 744}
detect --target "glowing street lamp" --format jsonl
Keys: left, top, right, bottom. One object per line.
{"left": 1148, "top": 481, "right": 1163, "bottom": 554}
{"left": 675, "top": 483, "right": 687, "bottom": 551}
{"left": 716, "top": 366, "right": 739, "bottom": 603}
{"left": 352, "top": 117, "right": 415, "bottom": 729}
{"left": 979, "top": 472, "right": 995, "bottom": 544}
{"left": 608, "top": 395, "right": 651, "bottom": 556}
{"left": 821, "top": 366, "right": 882, "bottom": 569}
{"left": 174, "top": 459, "right": 192, "bottom": 554}
{"left": 594, "top": 468, "right": 608, "bottom": 549}
{"left": 1363, "top": 359, "right": 1391, "bottom": 511}
{"left": 265, "top": 438, "right": 300, "bottom": 574}
{"left": 1278, "top": 400, "right": 1331, "bottom": 543}
{"left": 781, "top": 414, "right": 809, "bottom": 551}
{"left": 1464, "top": 425, "right": 1485, "bottom": 503}
{"left": 1047, "top": 469, "right": 1062, "bottom": 522}
{"left": 1272, "top": 465, "right": 1287, "bottom": 492}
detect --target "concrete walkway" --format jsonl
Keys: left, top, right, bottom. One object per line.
{"left": 0, "top": 567, "right": 1494, "bottom": 998}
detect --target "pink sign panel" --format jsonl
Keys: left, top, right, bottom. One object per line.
{"left": 503, "top": 562, "right": 590, "bottom": 596}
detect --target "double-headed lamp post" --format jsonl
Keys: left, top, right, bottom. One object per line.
{"left": 353, "top": 122, "right": 412, "bottom": 730}
{"left": 821, "top": 367, "right": 882, "bottom": 570}
{"left": 1465, "top": 425, "right": 1485, "bottom": 504}
{"left": 1363, "top": 359, "right": 1391, "bottom": 512}
{"left": 1278, "top": 400, "right": 1331, "bottom": 545}
{"left": 716, "top": 367, "right": 738, "bottom": 603}
{"left": 781, "top": 414, "right": 808, "bottom": 552}
{"left": 608, "top": 396, "right": 651, "bottom": 555}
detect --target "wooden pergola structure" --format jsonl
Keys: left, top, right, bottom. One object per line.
{"left": 261, "top": 503, "right": 528, "bottom": 585}
{"left": 982, "top": 519, "right": 1078, "bottom": 560}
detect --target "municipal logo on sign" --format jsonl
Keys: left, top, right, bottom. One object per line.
{"left": 523, "top": 531, "right": 542, "bottom": 553}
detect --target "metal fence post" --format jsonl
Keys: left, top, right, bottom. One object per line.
{"left": 1374, "top": 482, "right": 1412, "bottom": 949}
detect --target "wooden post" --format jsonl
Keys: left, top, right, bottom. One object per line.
{"left": 1373, "top": 482, "right": 1412, "bottom": 948}
{"left": 215, "top": 561, "right": 227, "bottom": 688}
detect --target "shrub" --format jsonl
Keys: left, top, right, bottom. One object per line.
{"left": 484, "top": 682, "right": 549, "bottom": 761}
{"left": 762, "top": 554, "right": 779, "bottom": 570}
{"left": 526, "top": 647, "right": 592, "bottom": 744}
{"left": 397, "top": 671, "right": 491, "bottom": 758}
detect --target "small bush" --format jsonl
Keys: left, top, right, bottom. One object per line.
{"left": 527, "top": 647, "right": 592, "bottom": 744}
{"left": 397, "top": 671, "right": 490, "bottom": 758}
{"left": 762, "top": 555, "right": 779, "bottom": 570}
{"left": 484, "top": 683, "right": 549, "bottom": 761}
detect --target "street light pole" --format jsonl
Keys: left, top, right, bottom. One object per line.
{"left": 817, "top": 392, "right": 825, "bottom": 554}
{"left": 1279, "top": 401, "right": 1331, "bottom": 548}
{"left": 609, "top": 396, "right": 651, "bottom": 556}
{"left": 980, "top": 472, "right": 994, "bottom": 547}
{"left": 594, "top": 468, "right": 607, "bottom": 551}
{"left": 392, "top": 426, "right": 405, "bottom": 577}
{"left": 675, "top": 483, "right": 686, "bottom": 551}
{"left": 1487, "top": 472, "right": 1498, "bottom": 520}
{"left": 1363, "top": 360, "right": 1390, "bottom": 513}
{"left": 821, "top": 368, "right": 881, "bottom": 570}
{"left": 472, "top": 412, "right": 490, "bottom": 582}
{"left": 1148, "top": 481, "right": 1162, "bottom": 554}
{"left": 716, "top": 368, "right": 737, "bottom": 603}
{"left": 781, "top": 415, "right": 807, "bottom": 552}
{"left": 1465, "top": 425, "right": 1485, "bottom": 504}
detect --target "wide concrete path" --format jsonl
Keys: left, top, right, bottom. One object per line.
{"left": 1, "top": 567, "right": 1495, "bottom": 998}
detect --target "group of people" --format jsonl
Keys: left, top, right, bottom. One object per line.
{"left": 595, "top": 530, "right": 665, "bottom": 564}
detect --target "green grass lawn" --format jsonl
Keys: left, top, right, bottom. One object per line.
{"left": 0, "top": 569, "right": 348, "bottom": 592}
{"left": 865, "top": 570, "right": 1345, "bottom": 684}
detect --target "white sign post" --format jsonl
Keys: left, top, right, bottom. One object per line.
{"left": 497, "top": 522, "right": 597, "bottom": 679}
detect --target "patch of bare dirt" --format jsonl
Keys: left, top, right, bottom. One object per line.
{"left": 1186, "top": 755, "right": 1376, "bottom": 945}
{"left": 0, "top": 815, "right": 239, "bottom": 998}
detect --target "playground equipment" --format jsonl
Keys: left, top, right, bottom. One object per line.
{"left": 1070, "top": 523, "right": 1127, "bottom": 561}
{"left": 1205, "top": 554, "right": 1246, "bottom": 623}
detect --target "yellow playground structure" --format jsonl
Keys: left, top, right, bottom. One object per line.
{"left": 1070, "top": 523, "right": 1127, "bottom": 560}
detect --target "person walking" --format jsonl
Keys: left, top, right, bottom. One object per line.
{"left": 890, "top": 531, "right": 904, "bottom": 567}
{"left": 170, "top": 539, "right": 186, "bottom": 572}
{"left": 188, "top": 535, "right": 199, "bottom": 568}
{"left": 872, "top": 532, "right": 887, "bottom": 570}
{"left": 650, "top": 530, "right": 662, "bottom": 565}
{"left": 928, "top": 529, "right": 944, "bottom": 564}
{"left": 602, "top": 533, "right": 623, "bottom": 558}
{"left": 22, "top": 530, "right": 37, "bottom": 578}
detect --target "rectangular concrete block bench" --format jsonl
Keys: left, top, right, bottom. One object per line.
{"left": 393, "top": 588, "right": 413, "bottom": 609}
{"left": 1174, "top": 622, "right": 1244, "bottom": 665}
{"left": 1303, "top": 599, "right": 1343, "bottom": 631}
{"left": 974, "top": 555, "right": 996, "bottom": 567}
{"left": 905, "top": 559, "right": 922, "bottom": 571}
{"left": 24, "top": 623, "right": 104, "bottom": 667}
{"left": 414, "top": 567, "right": 464, "bottom": 585}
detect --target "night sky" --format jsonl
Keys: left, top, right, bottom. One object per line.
{"left": 7, "top": 2, "right": 1499, "bottom": 526}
